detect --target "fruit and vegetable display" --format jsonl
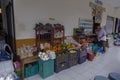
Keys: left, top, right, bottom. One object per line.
{"left": 54, "top": 24, "right": 64, "bottom": 38}
{"left": 46, "top": 50, "right": 56, "bottom": 59}
{"left": 57, "top": 52, "right": 66, "bottom": 57}
{"left": 67, "top": 49, "right": 78, "bottom": 67}
{"left": 68, "top": 49, "right": 77, "bottom": 54}
{"left": 79, "top": 39, "right": 87, "bottom": 45}
{"left": 42, "top": 42, "right": 77, "bottom": 51}
{"left": 17, "top": 44, "right": 37, "bottom": 59}
{"left": 55, "top": 50, "right": 68, "bottom": 63}
{"left": 38, "top": 50, "right": 56, "bottom": 61}
{"left": 38, "top": 52, "right": 49, "bottom": 61}
{"left": 64, "top": 37, "right": 81, "bottom": 48}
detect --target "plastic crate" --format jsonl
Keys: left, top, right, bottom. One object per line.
{"left": 78, "top": 48, "right": 87, "bottom": 58}
{"left": 92, "top": 44, "right": 98, "bottom": 52}
{"left": 30, "top": 63, "right": 39, "bottom": 76}
{"left": 78, "top": 55, "right": 87, "bottom": 64}
{"left": 55, "top": 62, "right": 68, "bottom": 73}
{"left": 24, "top": 62, "right": 39, "bottom": 78}
{"left": 55, "top": 50, "right": 69, "bottom": 64}
{"left": 67, "top": 49, "right": 78, "bottom": 67}
{"left": 15, "top": 68, "right": 21, "bottom": 78}
{"left": 38, "top": 59, "right": 54, "bottom": 79}
{"left": 24, "top": 66, "right": 30, "bottom": 78}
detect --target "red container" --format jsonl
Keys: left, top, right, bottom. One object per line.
{"left": 87, "top": 52, "right": 94, "bottom": 61}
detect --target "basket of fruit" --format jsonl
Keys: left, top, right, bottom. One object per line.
{"left": 54, "top": 50, "right": 69, "bottom": 73}
{"left": 55, "top": 50, "right": 68, "bottom": 64}
{"left": 67, "top": 49, "right": 78, "bottom": 67}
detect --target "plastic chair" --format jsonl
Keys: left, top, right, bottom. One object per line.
{"left": 94, "top": 76, "right": 108, "bottom": 80}
{"left": 108, "top": 72, "right": 120, "bottom": 80}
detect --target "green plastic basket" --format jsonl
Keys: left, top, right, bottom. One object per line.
{"left": 92, "top": 44, "right": 98, "bottom": 52}
{"left": 24, "top": 62, "right": 39, "bottom": 78}
{"left": 38, "top": 59, "right": 54, "bottom": 79}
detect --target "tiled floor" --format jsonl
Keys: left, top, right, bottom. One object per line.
{"left": 25, "top": 39, "right": 120, "bottom": 80}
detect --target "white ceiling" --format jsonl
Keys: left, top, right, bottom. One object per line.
{"left": 105, "top": 0, "right": 120, "bottom": 8}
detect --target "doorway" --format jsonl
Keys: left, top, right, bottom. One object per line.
{"left": 0, "top": 0, "right": 16, "bottom": 53}
{"left": 105, "top": 16, "right": 114, "bottom": 35}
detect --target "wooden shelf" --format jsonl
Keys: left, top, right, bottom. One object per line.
{"left": 21, "top": 55, "right": 39, "bottom": 79}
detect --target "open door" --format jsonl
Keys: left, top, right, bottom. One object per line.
{"left": 105, "top": 16, "right": 114, "bottom": 35}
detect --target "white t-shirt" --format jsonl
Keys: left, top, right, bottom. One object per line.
{"left": 97, "top": 28, "right": 106, "bottom": 41}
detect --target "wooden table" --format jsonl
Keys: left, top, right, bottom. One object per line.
{"left": 21, "top": 55, "right": 39, "bottom": 80}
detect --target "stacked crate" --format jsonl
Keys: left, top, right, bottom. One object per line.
{"left": 24, "top": 62, "right": 39, "bottom": 78}
{"left": 78, "top": 46, "right": 87, "bottom": 64}
{"left": 14, "top": 61, "right": 22, "bottom": 78}
{"left": 55, "top": 50, "right": 69, "bottom": 73}
{"left": 67, "top": 49, "right": 78, "bottom": 67}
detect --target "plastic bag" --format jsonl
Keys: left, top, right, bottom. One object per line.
{"left": 0, "top": 44, "right": 13, "bottom": 61}
{"left": 0, "top": 50, "right": 11, "bottom": 61}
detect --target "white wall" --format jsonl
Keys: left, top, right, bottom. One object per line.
{"left": 14, "top": 0, "right": 117, "bottom": 39}
{"left": 14, "top": 0, "right": 92, "bottom": 39}
{"left": 115, "top": 8, "right": 120, "bottom": 18}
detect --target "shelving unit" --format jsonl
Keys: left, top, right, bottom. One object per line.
{"left": 54, "top": 24, "right": 65, "bottom": 44}
{"left": 35, "top": 27, "right": 54, "bottom": 51}
{"left": 35, "top": 23, "right": 65, "bottom": 51}
{"left": 73, "top": 19, "right": 97, "bottom": 43}
{"left": 79, "top": 19, "right": 93, "bottom": 34}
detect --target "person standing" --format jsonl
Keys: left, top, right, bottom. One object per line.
{"left": 96, "top": 25, "right": 107, "bottom": 53}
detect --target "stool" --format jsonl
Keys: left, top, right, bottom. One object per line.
{"left": 108, "top": 72, "right": 120, "bottom": 80}
{"left": 94, "top": 76, "right": 108, "bottom": 80}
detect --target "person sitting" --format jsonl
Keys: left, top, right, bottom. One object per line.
{"left": 95, "top": 25, "right": 107, "bottom": 53}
